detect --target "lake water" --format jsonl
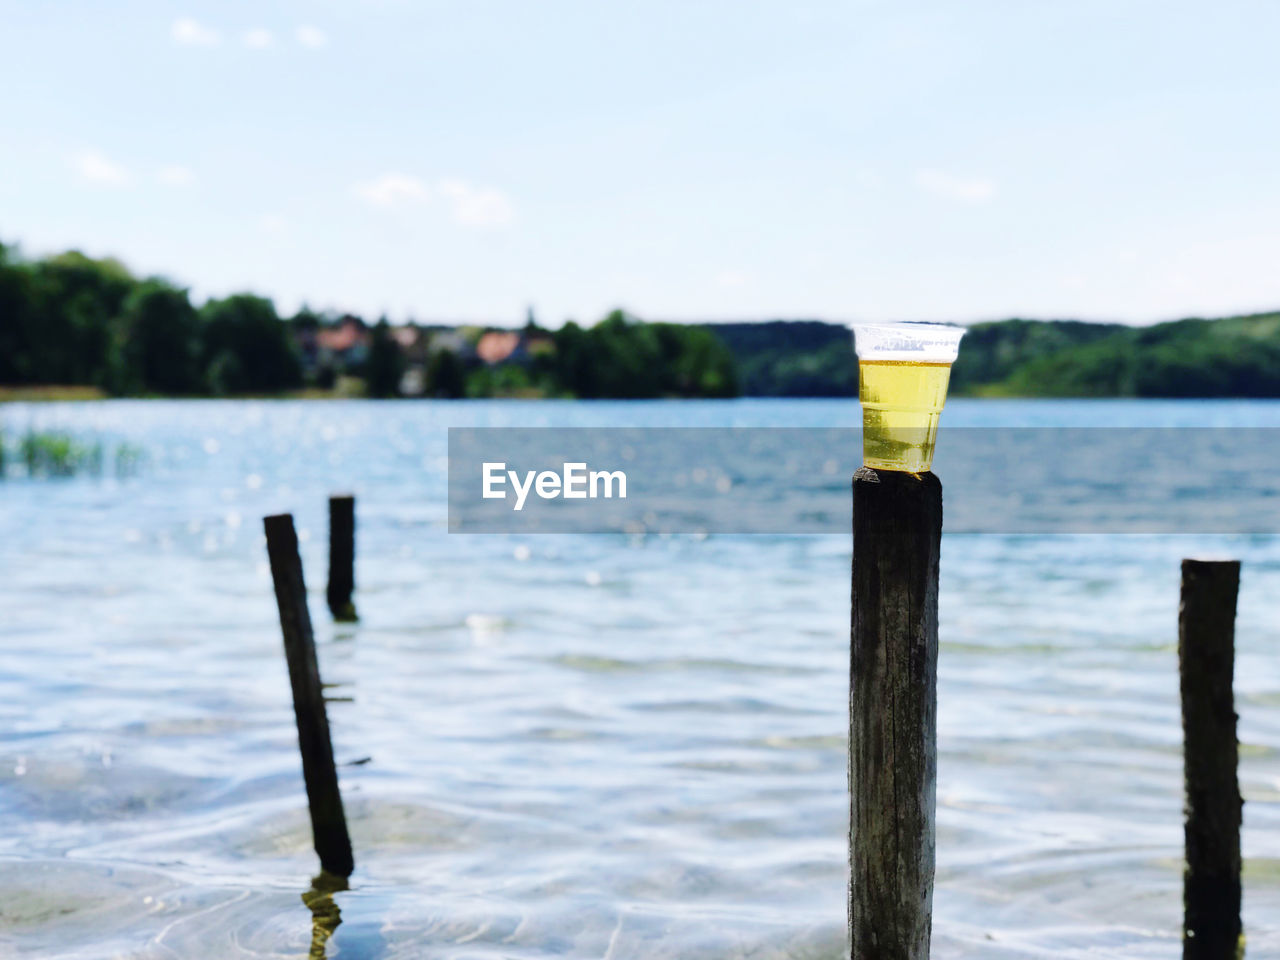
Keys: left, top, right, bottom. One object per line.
{"left": 2, "top": 398, "right": 1279, "bottom": 959}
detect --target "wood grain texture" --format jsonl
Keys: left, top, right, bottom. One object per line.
{"left": 326, "top": 495, "right": 357, "bottom": 622}
{"left": 265, "top": 513, "right": 355, "bottom": 878}
{"left": 1179, "top": 559, "right": 1242, "bottom": 960}
{"left": 850, "top": 467, "right": 942, "bottom": 960}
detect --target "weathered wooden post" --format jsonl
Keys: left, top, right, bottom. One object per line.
{"left": 850, "top": 467, "right": 942, "bottom": 959}
{"left": 327, "top": 494, "right": 357, "bottom": 622}
{"left": 846, "top": 320, "right": 961, "bottom": 959}
{"left": 1179, "top": 558, "right": 1243, "bottom": 960}
{"left": 264, "top": 513, "right": 355, "bottom": 878}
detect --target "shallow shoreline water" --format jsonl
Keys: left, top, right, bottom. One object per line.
{"left": 2, "top": 398, "right": 1278, "bottom": 958}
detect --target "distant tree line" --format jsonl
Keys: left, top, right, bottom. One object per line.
{"left": 0, "top": 243, "right": 739, "bottom": 399}
{"left": 4, "top": 240, "right": 1278, "bottom": 399}
{"left": 542, "top": 310, "right": 737, "bottom": 399}
{"left": 705, "top": 321, "right": 857, "bottom": 396}
{"left": 0, "top": 243, "right": 302, "bottom": 395}
{"left": 949, "top": 314, "right": 1280, "bottom": 397}
{"left": 710, "top": 313, "right": 1280, "bottom": 398}
{"left": 429, "top": 309, "right": 739, "bottom": 399}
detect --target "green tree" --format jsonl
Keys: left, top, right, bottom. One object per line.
{"left": 108, "top": 280, "right": 201, "bottom": 394}
{"left": 550, "top": 320, "right": 596, "bottom": 398}
{"left": 26, "top": 251, "right": 135, "bottom": 385}
{"left": 427, "top": 348, "right": 466, "bottom": 398}
{"left": 290, "top": 306, "right": 323, "bottom": 333}
{"left": 0, "top": 243, "right": 37, "bottom": 383}
{"left": 548, "top": 310, "right": 739, "bottom": 399}
{"left": 366, "top": 318, "right": 405, "bottom": 398}
{"left": 949, "top": 318, "right": 1126, "bottom": 394}
{"left": 550, "top": 311, "right": 657, "bottom": 398}
{"left": 199, "top": 294, "right": 301, "bottom": 394}
{"left": 654, "top": 323, "right": 739, "bottom": 398}
{"left": 592, "top": 310, "right": 662, "bottom": 397}
{"left": 466, "top": 363, "right": 533, "bottom": 398}
{"left": 706, "top": 320, "right": 853, "bottom": 396}
{"left": 205, "top": 350, "right": 248, "bottom": 396}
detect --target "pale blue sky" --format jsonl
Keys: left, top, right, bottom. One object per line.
{"left": 1, "top": 0, "right": 1278, "bottom": 326}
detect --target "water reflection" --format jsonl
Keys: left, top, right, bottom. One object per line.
{"left": 302, "top": 871, "right": 347, "bottom": 959}
{"left": 302, "top": 870, "right": 390, "bottom": 958}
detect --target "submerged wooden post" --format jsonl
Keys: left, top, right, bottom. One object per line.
{"left": 850, "top": 467, "right": 942, "bottom": 960}
{"left": 1179, "top": 558, "right": 1242, "bottom": 960}
{"left": 327, "top": 495, "right": 357, "bottom": 621}
{"left": 264, "top": 513, "right": 355, "bottom": 878}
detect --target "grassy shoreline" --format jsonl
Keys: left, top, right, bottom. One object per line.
{"left": 0, "top": 385, "right": 109, "bottom": 402}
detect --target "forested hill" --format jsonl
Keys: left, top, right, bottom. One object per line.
{"left": 702, "top": 321, "right": 855, "bottom": 396}
{"left": 964, "top": 313, "right": 1280, "bottom": 397}
{"left": 705, "top": 313, "right": 1280, "bottom": 398}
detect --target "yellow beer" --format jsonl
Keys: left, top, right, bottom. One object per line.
{"left": 858, "top": 360, "right": 952, "bottom": 473}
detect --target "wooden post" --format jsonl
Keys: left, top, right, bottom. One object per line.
{"left": 264, "top": 513, "right": 355, "bottom": 878}
{"left": 327, "top": 495, "right": 357, "bottom": 621}
{"left": 850, "top": 467, "right": 942, "bottom": 960}
{"left": 1179, "top": 558, "right": 1243, "bottom": 960}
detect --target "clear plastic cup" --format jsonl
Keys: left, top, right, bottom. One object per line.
{"left": 850, "top": 321, "right": 966, "bottom": 473}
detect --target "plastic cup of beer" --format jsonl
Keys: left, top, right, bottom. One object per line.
{"left": 850, "top": 321, "right": 966, "bottom": 473}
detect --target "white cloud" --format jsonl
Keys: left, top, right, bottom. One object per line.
{"left": 915, "top": 169, "right": 996, "bottom": 204}
{"left": 438, "top": 179, "right": 514, "bottom": 228}
{"left": 353, "top": 173, "right": 431, "bottom": 207}
{"left": 715, "top": 270, "right": 749, "bottom": 289}
{"left": 259, "top": 214, "right": 289, "bottom": 235}
{"left": 353, "top": 173, "right": 514, "bottom": 228}
{"left": 171, "top": 18, "right": 221, "bottom": 47}
{"left": 157, "top": 165, "right": 195, "bottom": 186}
{"left": 296, "top": 25, "right": 328, "bottom": 49}
{"left": 243, "top": 28, "right": 273, "bottom": 49}
{"left": 73, "top": 150, "right": 129, "bottom": 186}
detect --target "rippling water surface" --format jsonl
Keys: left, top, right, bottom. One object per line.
{"left": 2, "top": 398, "right": 1279, "bottom": 958}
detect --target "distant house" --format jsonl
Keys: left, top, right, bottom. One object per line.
{"left": 392, "top": 324, "right": 430, "bottom": 396}
{"left": 476, "top": 330, "right": 522, "bottom": 365}
{"left": 475, "top": 329, "right": 556, "bottom": 366}
{"left": 317, "top": 315, "right": 370, "bottom": 368}
{"left": 391, "top": 324, "right": 421, "bottom": 352}
{"left": 426, "top": 328, "right": 477, "bottom": 362}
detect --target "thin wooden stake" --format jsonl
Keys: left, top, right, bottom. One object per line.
{"left": 850, "top": 467, "right": 942, "bottom": 960}
{"left": 327, "top": 494, "right": 357, "bottom": 622}
{"left": 264, "top": 513, "right": 355, "bottom": 878}
{"left": 1180, "top": 558, "right": 1243, "bottom": 960}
